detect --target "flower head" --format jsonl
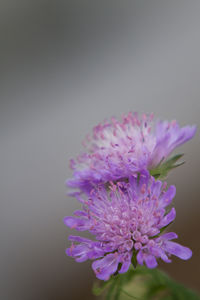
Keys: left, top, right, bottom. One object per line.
{"left": 67, "top": 112, "right": 196, "bottom": 190}
{"left": 64, "top": 172, "right": 192, "bottom": 281}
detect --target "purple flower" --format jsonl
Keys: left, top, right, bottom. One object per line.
{"left": 67, "top": 112, "right": 196, "bottom": 190}
{"left": 64, "top": 172, "right": 192, "bottom": 281}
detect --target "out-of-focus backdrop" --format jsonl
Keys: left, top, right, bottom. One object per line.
{"left": 1, "top": 1, "right": 200, "bottom": 299}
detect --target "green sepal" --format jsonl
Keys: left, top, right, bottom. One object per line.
{"left": 150, "top": 153, "right": 185, "bottom": 179}
{"left": 131, "top": 248, "right": 137, "bottom": 269}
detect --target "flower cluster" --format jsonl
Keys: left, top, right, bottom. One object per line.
{"left": 67, "top": 112, "right": 196, "bottom": 190}
{"left": 65, "top": 173, "right": 192, "bottom": 280}
{"left": 64, "top": 112, "right": 196, "bottom": 281}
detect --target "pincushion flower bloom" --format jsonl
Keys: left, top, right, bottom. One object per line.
{"left": 64, "top": 172, "right": 192, "bottom": 281}
{"left": 67, "top": 112, "right": 196, "bottom": 190}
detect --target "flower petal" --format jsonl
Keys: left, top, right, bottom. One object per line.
{"left": 160, "top": 185, "right": 176, "bottom": 207}
{"left": 151, "top": 245, "right": 172, "bottom": 263}
{"left": 159, "top": 207, "right": 176, "bottom": 228}
{"left": 68, "top": 235, "right": 92, "bottom": 243}
{"left": 66, "top": 243, "right": 90, "bottom": 262}
{"left": 137, "top": 250, "right": 144, "bottom": 266}
{"left": 159, "top": 232, "right": 178, "bottom": 241}
{"left": 144, "top": 254, "right": 158, "bottom": 268}
{"left": 63, "top": 216, "right": 91, "bottom": 231}
{"left": 165, "top": 241, "right": 192, "bottom": 260}
{"left": 119, "top": 253, "right": 132, "bottom": 274}
{"left": 151, "top": 179, "right": 162, "bottom": 197}
{"left": 92, "top": 253, "right": 119, "bottom": 281}
{"left": 170, "top": 125, "right": 197, "bottom": 150}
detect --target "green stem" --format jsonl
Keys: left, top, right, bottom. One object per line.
{"left": 121, "top": 289, "right": 142, "bottom": 300}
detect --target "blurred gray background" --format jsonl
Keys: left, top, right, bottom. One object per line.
{"left": 1, "top": 0, "right": 200, "bottom": 299}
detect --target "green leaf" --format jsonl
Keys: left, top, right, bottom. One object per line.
{"left": 93, "top": 267, "right": 200, "bottom": 300}
{"left": 150, "top": 153, "right": 185, "bottom": 179}
{"left": 141, "top": 267, "right": 200, "bottom": 300}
